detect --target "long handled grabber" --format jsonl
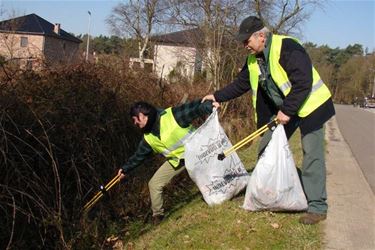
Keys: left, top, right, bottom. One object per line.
{"left": 83, "top": 175, "right": 121, "bottom": 213}
{"left": 218, "top": 118, "right": 278, "bottom": 160}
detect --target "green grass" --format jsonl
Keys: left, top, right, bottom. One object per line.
{"left": 121, "top": 129, "right": 321, "bottom": 249}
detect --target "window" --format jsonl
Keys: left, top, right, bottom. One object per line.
{"left": 20, "top": 37, "right": 28, "bottom": 47}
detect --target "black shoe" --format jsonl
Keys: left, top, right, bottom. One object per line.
{"left": 152, "top": 215, "right": 164, "bottom": 225}
{"left": 299, "top": 212, "right": 327, "bottom": 225}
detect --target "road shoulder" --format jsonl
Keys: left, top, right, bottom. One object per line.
{"left": 323, "top": 116, "right": 375, "bottom": 249}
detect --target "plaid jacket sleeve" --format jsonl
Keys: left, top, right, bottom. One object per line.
{"left": 121, "top": 138, "right": 153, "bottom": 173}
{"left": 172, "top": 99, "right": 214, "bottom": 128}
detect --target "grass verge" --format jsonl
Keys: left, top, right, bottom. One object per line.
{"left": 120, "top": 129, "right": 321, "bottom": 249}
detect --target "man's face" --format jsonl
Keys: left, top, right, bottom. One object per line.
{"left": 243, "top": 32, "right": 266, "bottom": 55}
{"left": 132, "top": 113, "right": 148, "bottom": 129}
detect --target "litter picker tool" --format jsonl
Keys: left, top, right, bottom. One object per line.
{"left": 218, "top": 118, "right": 278, "bottom": 160}
{"left": 83, "top": 175, "right": 121, "bottom": 213}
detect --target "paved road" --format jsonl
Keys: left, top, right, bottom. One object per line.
{"left": 334, "top": 104, "right": 375, "bottom": 193}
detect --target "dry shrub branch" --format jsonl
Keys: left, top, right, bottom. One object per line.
{"left": 0, "top": 61, "right": 254, "bottom": 249}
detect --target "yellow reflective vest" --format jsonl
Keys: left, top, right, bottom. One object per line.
{"left": 247, "top": 34, "right": 331, "bottom": 120}
{"left": 144, "top": 107, "right": 193, "bottom": 168}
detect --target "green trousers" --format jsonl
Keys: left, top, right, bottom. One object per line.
{"left": 148, "top": 161, "right": 185, "bottom": 216}
{"left": 258, "top": 125, "right": 327, "bottom": 214}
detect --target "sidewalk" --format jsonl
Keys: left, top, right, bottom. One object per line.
{"left": 323, "top": 116, "right": 375, "bottom": 249}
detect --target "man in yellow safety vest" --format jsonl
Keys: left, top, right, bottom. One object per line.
{"left": 203, "top": 16, "right": 335, "bottom": 225}
{"left": 118, "top": 100, "right": 218, "bottom": 225}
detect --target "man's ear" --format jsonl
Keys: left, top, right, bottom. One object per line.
{"left": 259, "top": 32, "right": 266, "bottom": 40}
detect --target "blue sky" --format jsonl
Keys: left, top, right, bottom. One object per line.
{"left": 1, "top": 0, "right": 374, "bottom": 51}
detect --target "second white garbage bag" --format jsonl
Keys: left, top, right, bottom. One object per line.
{"left": 243, "top": 124, "right": 308, "bottom": 211}
{"left": 184, "top": 110, "right": 248, "bottom": 206}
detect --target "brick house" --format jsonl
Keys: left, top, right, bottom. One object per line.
{"left": 0, "top": 13, "right": 82, "bottom": 70}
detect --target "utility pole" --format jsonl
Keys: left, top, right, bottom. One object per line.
{"left": 372, "top": 74, "right": 375, "bottom": 98}
{"left": 86, "top": 11, "right": 91, "bottom": 62}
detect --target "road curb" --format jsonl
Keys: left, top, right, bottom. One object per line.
{"left": 323, "top": 116, "right": 375, "bottom": 250}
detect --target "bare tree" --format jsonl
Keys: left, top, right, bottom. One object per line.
{"left": 165, "top": 0, "right": 325, "bottom": 90}
{"left": 166, "top": 0, "right": 245, "bottom": 90}
{"left": 0, "top": 10, "right": 30, "bottom": 80}
{"left": 249, "top": 0, "right": 325, "bottom": 35}
{"left": 107, "top": 0, "right": 168, "bottom": 68}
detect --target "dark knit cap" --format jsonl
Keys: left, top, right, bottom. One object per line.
{"left": 236, "top": 16, "right": 264, "bottom": 42}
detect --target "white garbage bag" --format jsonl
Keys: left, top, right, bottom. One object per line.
{"left": 185, "top": 110, "right": 249, "bottom": 206}
{"left": 243, "top": 124, "right": 308, "bottom": 211}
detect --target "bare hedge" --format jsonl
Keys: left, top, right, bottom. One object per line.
{"left": 0, "top": 62, "right": 254, "bottom": 249}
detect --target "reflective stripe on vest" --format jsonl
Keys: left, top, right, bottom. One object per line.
{"left": 144, "top": 107, "right": 193, "bottom": 168}
{"left": 248, "top": 55, "right": 259, "bottom": 122}
{"left": 247, "top": 34, "right": 332, "bottom": 118}
{"left": 278, "top": 78, "right": 324, "bottom": 95}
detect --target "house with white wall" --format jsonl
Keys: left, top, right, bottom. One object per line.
{"left": 151, "top": 28, "right": 204, "bottom": 81}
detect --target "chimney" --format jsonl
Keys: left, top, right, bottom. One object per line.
{"left": 54, "top": 23, "right": 61, "bottom": 35}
